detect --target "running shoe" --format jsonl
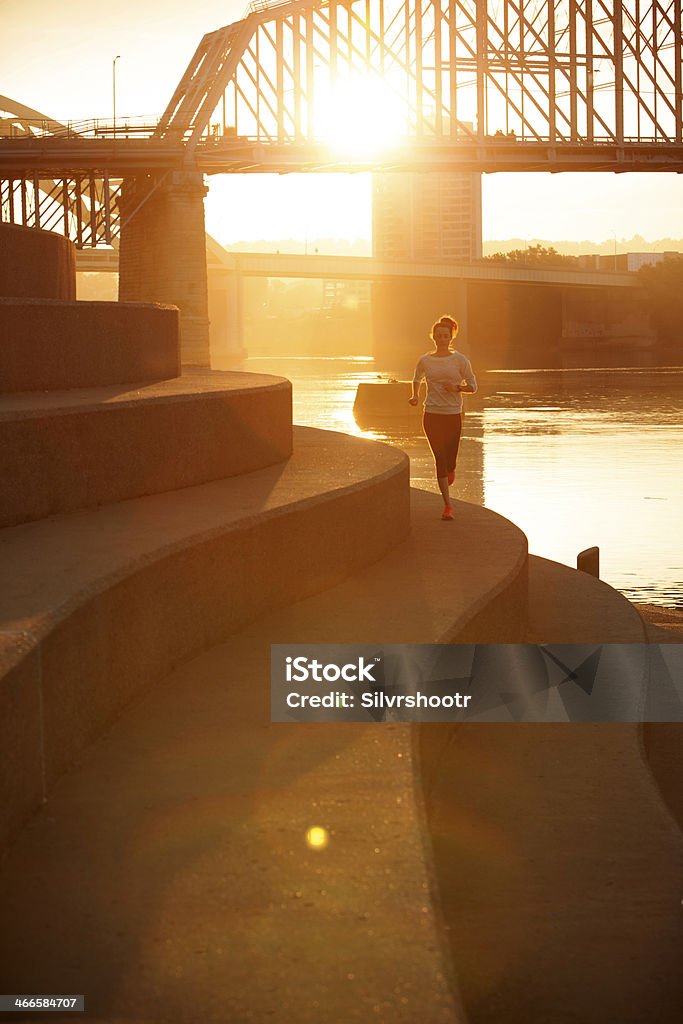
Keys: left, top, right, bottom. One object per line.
{"left": 447, "top": 471, "right": 455, "bottom": 485}
{"left": 441, "top": 506, "right": 454, "bottom": 521}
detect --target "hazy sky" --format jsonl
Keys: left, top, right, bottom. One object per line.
{"left": 3, "top": 0, "right": 683, "bottom": 246}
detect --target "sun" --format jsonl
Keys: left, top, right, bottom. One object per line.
{"left": 314, "top": 72, "right": 407, "bottom": 157}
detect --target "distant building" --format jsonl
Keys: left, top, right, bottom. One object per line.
{"left": 621, "top": 251, "right": 681, "bottom": 272}
{"left": 322, "top": 278, "right": 371, "bottom": 312}
{"left": 371, "top": 171, "right": 482, "bottom": 263}
{"left": 576, "top": 251, "right": 682, "bottom": 273}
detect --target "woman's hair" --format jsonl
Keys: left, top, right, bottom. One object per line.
{"left": 430, "top": 314, "right": 459, "bottom": 342}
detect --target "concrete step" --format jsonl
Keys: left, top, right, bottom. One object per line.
{"left": 0, "top": 426, "right": 410, "bottom": 847}
{"left": 525, "top": 553, "right": 646, "bottom": 643}
{"left": 0, "top": 297, "right": 179, "bottom": 392}
{"left": 0, "top": 371, "right": 292, "bottom": 527}
{"left": 419, "top": 553, "right": 683, "bottom": 1024}
{"left": 0, "top": 486, "right": 530, "bottom": 1024}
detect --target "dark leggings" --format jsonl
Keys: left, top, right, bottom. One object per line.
{"left": 423, "top": 412, "right": 463, "bottom": 478}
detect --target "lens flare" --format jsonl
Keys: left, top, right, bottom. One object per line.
{"left": 305, "top": 826, "right": 330, "bottom": 850}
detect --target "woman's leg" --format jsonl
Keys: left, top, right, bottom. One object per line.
{"left": 446, "top": 414, "right": 463, "bottom": 480}
{"left": 423, "top": 413, "right": 454, "bottom": 511}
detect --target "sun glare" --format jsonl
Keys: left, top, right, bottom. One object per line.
{"left": 315, "top": 73, "right": 407, "bottom": 157}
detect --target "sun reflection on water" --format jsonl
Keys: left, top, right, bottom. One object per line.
{"left": 240, "top": 356, "right": 683, "bottom": 607}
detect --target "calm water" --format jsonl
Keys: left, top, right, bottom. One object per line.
{"left": 241, "top": 356, "right": 683, "bottom": 608}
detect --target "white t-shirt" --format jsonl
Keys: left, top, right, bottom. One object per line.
{"left": 412, "top": 350, "right": 478, "bottom": 414}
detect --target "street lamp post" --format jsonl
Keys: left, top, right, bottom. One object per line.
{"left": 113, "top": 55, "right": 121, "bottom": 137}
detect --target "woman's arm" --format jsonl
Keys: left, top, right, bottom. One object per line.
{"left": 463, "top": 360, "right": 478, "bottom": 394}
{"left": 409, "top": 360, "right": 424, "bottom": 405}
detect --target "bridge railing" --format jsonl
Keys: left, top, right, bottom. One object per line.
{"left": 0, "top": 117, "right": 161, "bottom": 140}
{"left": 3, "top": 118, "right": 681, "bottom": 150}
{"left": 246, "top": 0, "right": 308, "bottom": 13}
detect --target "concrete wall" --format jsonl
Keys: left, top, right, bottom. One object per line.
{"left": 0, "top": 223, "right": 76, "bottom": 301}
{"left": 0, "top": 298, "right": 180, "bottom": 392}
{"left": 467, "top": 281, "right": 564, "bottom": 368}
{"left": 561, "top": 285, "right": 656, "bottom": 348}
{"left": 372, "top": 275, "right": 655, "bottom": 370}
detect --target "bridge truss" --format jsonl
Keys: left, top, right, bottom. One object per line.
{"left": 2, "top": 0, "right": 683, "bottom": 244}
{"left": 0, "top": 97, "right": 122, "bottom": 244}
{"left": 158, "top": 0, "right": 683, "bottom": 159}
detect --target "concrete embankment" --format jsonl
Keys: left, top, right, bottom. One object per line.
{"left": 419, "top": 556, "right": 683, "bottom": 1024}
{"left": 0, "top": 489, "right": 529, "bottom": 1024}
{"left": 0, "top": 426, "right": 409, "bottom": 848}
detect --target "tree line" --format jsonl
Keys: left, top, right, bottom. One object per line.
{"left": 637, "top": 255, "right": 683, "bottom": 344}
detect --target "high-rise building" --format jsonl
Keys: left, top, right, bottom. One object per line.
{"left": 372, "top": 171, "right": 482, "bottom": 262}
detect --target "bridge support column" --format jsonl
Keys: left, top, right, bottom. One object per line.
{"left": 372, "top": 277, "right": 469, "bottom": 370}
{"left": 118, "top": 172, "right": 210, "bottom": 367}
{"left": 207, "top": 269, "right": 246, "bottom": 365}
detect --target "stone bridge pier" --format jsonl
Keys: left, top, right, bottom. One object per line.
{"left": 117, "top": 171, "right": 211, "bottom": 367}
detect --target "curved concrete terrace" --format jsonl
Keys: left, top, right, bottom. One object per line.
{"left": 419, "top": 555, "right": 683, "bottom": 1023}
{"left": 0, "top": 427, "right": 411, "bottom": 847}
{"left": 0, "top": 486, "right": 528, "bottom": 1023}
{"left": 2, "top": 436, "right": 679, "bottom": 1022}
{"left": 0, "top": 371, "right": 293, "bottom": 527}
{"left": 0, "top": 221, "right": 75, "bottom": 301}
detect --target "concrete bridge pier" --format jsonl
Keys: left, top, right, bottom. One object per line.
{"left": 207, "top": 268, "right": 246, "bottom": 365}
{"left": 118, "top": 171, "right": 211, "bottom": 367}
{"left": 371, "top": 276, "right": 469, "bottom": 370}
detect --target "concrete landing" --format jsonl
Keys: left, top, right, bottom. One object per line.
{"left": 419, "top": 554, "right": 683, "bottom": 1024}
{"left": 0, "top": 489, "right": 529, "bottom": 1024}
{"left": 0, "top": 371, "right": 292, "bottom": 527}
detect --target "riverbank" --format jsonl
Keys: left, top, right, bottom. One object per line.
{"left": 241, "top": 357, "right": 683, "bottom": 609}
{"left": 1, "top": 490, "right": 681, "bottom": 1023}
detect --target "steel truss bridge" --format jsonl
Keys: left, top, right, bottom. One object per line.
{"left": 2, "top": 0, "right": 683, "bottom": 245}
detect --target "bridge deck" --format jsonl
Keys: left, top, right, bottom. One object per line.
{"left": 3, "top": 137, "right": 683, "bottom": 176}
{"left": 75, "top": 244, "right": 638, "bottom": 289}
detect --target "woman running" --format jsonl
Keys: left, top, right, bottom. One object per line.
{"left": 409, "top": 314, "right": 477, "bottom": 520}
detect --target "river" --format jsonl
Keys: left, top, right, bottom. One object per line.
{"left": 239, "top": 355, "right": 683, "bottom": 608}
